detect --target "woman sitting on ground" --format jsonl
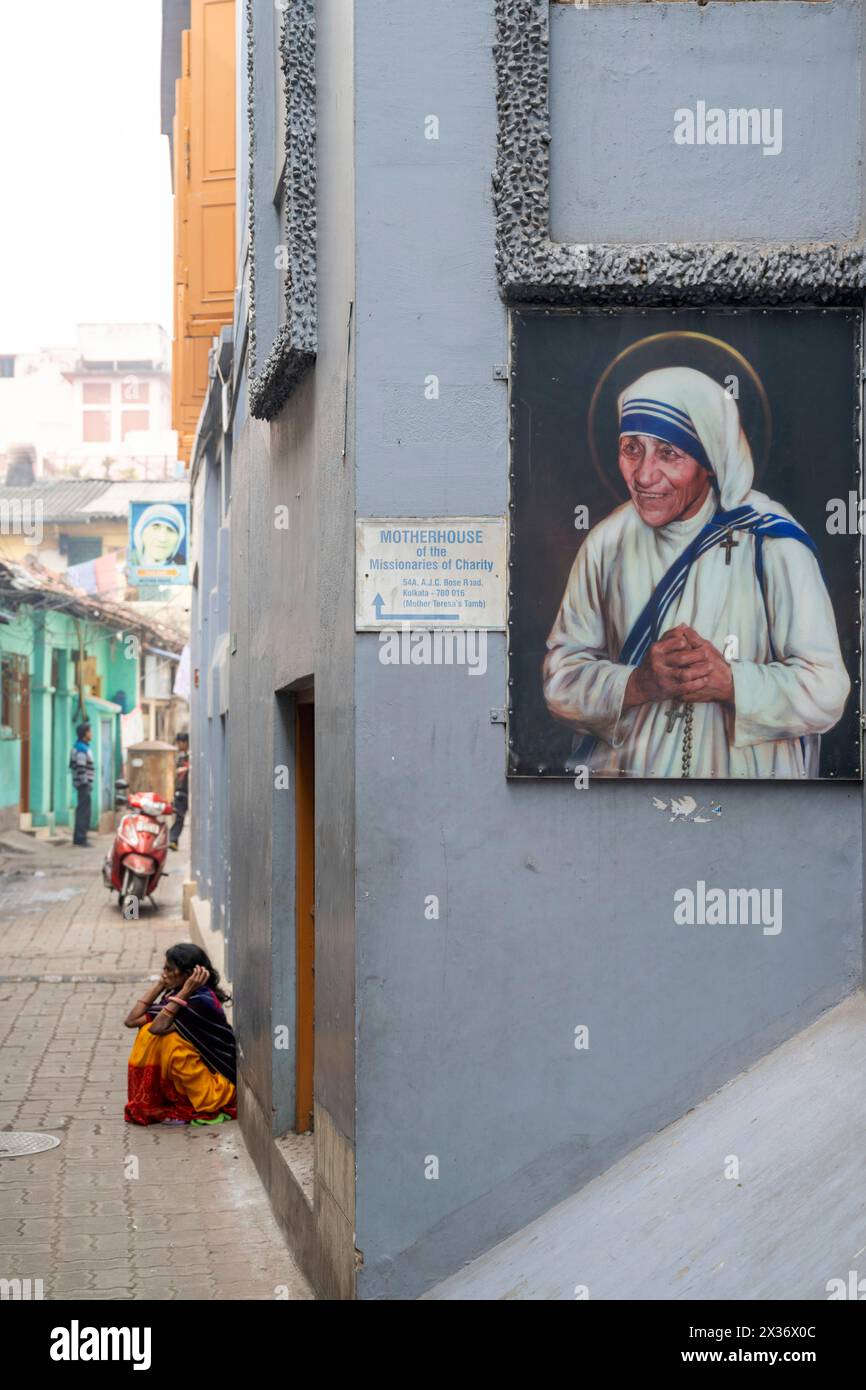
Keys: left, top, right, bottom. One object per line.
{"left": 124, "top": 943, "right": 237, "bottom": 1126}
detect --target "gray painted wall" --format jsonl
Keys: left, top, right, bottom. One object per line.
{"left": 202, "top": 0, "right": 865, "bottom": 1300}
{"left": 549, "top": 1, "right": 863, "bottom": 245}
{"left": 224, "top": 0, "right": 357, "bottom": 1298}
{"left": 190, "top": 449, "right": 231, "bottom": 948}
{"left": 351, "top": 0, "right": 864, "bottom": 1299}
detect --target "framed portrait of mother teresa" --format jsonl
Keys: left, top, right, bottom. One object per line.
{"left": 507, "top": 308, "right": 862, "bottom": 780}
{"left": 127, "top": 499, "right": 190, "bottom": 587}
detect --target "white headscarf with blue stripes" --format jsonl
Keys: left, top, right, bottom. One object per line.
{"left": 619, "top": 366, "right": 754, "bottom": 513}
{"left": 132, "top": 503, "right": 185, "bottom": 560}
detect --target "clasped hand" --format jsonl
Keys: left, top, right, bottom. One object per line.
{"left": 624, "top": 624, "right": 734, "bottom": 708}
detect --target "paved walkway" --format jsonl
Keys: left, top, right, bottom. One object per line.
{"left": 0, "top": 832, "right": 313, "bottom": 1301}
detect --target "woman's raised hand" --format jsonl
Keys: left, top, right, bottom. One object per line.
{"left": 179, "top": 964, "right": 210, "bottom": 997}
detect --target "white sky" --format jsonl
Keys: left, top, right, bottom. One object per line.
{"left": 0, "top": 0, "right": 173, "bottom": 353}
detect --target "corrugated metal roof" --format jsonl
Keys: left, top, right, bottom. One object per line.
{"left": 0, "top": 479, "right": 110, "bottom": 521}
{"left": 0, "top": 479, "right": 189, "bottom": 522}
{"left": 80, "top": 481, "right": 189, "bottom": 517}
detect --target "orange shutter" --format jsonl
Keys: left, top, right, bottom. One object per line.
{"left": 187, "top": 0, "right": 236, "bottom": 335}
{"left": 171, "top": 2, "right": 235, "bottom": 463}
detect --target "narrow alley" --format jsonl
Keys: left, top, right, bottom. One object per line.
{"left": 0, "top": 831, "right": 312, "bottom": 1301}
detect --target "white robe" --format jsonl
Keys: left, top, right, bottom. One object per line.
{"left": 543, "top": 488, "right": 851, "bottom": 778}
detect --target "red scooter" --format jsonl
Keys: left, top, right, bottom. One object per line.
{"left": 103, "top": 784, "right": 174, "bottom": 914}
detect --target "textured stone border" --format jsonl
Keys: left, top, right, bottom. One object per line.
{"left": 248, "top": 0, "right": 317, "bottom": 420}
{"left": 493, "top": 0, "right": 866, "bottom": 305}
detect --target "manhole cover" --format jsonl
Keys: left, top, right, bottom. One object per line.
{"left": 0, "top": 1132, "right": 61, "bottom": 1157}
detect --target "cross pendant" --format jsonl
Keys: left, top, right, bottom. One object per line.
{"left": 665, "top": 700, "right": 686, "bottom": 734}
{"left": 720, "top": 529, "right": 739, "bottom": 565}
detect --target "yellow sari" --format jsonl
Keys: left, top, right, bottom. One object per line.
{"left": 125, "top": 1021, "right": 237, "bottom": 1125}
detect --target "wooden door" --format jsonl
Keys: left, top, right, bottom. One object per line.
{"left": 18, "top": 660, "right": 30, "bottom": 813}
{"left": 295, "top": 698, "right": 315, "bottom": 1134}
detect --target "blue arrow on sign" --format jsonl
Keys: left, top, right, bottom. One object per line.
{"left": 373, "top": 593, "right": 459, "bottom": 622}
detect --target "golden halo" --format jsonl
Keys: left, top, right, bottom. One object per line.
{"left": 587, "top": 331, "right": 773, "bottom": 504}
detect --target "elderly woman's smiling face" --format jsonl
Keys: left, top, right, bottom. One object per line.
{"left": 619, "top": 433, "right": 712, "bottom": 528}
{"left": 141, "top": 520, "right": 180, "bottom": 564}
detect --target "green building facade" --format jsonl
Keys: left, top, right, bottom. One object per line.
{"left": 0, "top": 601, "right": 140, "bottom": 835}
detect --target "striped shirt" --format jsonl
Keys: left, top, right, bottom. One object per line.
{"left": 69, "top": 740, "right": 94, "bottom": 790}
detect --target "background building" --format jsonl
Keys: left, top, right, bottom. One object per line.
{"left": 0, "top": 474, "right": 188, "bottom": 576}
{"left": 170, "top": 0, "right": 866, "bottom": 1300}
{"left": 0, "top": 323, "right": 178, "bottom": 482}
{"left": 0, "top": 329, "right": 191, "bottom": 838}
{"left": 0, "top": 557, "right": 185, "bottom": 835}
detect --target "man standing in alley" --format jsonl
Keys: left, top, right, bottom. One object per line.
{"left": 69, "top": 722, "right": 94, "bottom": 847}
{"left": 169, "top": 731, "right": 190, "bottom": 851}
